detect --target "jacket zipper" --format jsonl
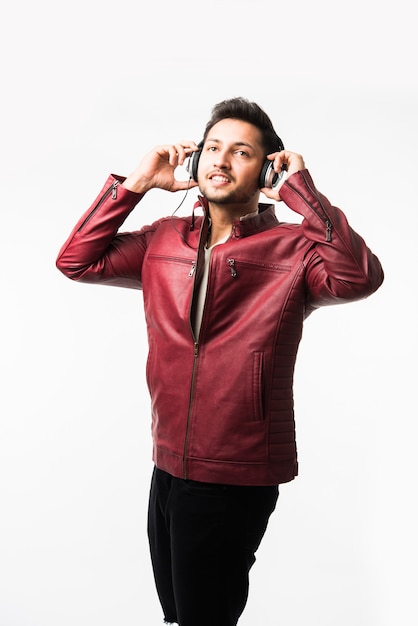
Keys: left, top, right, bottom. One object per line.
{"left": 182, "top": 213, "right": 210, "bottom": 477}
{"left": 227, "top": 258, "right": 237, "bottom": 277}
{"left": 147, "top": 254, "right": 197, "bottom": 276}
{"left": 77, "top": 180, "right": 119, "bottom": 232}
{"left": 183, "top": 340, "right": 199, "bottom": 478}
{"left": 289, "top": 172, "right": 333, "bottom": 242}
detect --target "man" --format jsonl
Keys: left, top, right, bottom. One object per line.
{"left": 56, "top": 97, "right": 384, "bottom": 625}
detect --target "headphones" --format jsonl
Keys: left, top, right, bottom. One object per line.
{"left": 187, "top": 134, "right": 286, "bottom": 189}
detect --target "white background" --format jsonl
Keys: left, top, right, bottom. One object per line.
{"left": 1, "top": 1, "right": 416, "bottom": 625}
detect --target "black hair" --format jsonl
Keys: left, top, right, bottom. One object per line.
{"left": 202, "top": 97, "right": 282, "bottom": 154}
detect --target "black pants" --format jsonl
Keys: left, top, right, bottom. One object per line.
{"left": 147, "top": 467, "right": 279, "bottom": 626}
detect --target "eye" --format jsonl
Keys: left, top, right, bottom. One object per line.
{"left": 235, "top": 149, "right": 249, "bottom": 157}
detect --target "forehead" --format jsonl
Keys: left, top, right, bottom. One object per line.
{"left": 206, "top": 118, "right": 263, "bottom": 150}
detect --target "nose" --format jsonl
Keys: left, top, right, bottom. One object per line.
{"left": 213, "top": 149, "right": 230, "bottom": 170}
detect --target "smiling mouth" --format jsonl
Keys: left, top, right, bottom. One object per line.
{"left": 210, "top": 174, "right": 230, "bottom": 183}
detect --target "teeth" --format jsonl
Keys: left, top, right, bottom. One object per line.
{"left": 212, "top": 176, "right": 228, "bottom": 182}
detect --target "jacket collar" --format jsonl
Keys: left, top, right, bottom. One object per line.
{"left": 194, "top": 196, "right": 279, "bottom": 239}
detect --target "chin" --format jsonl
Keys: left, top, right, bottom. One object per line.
{"left": 205, "top": 188, "right": 258, "bottom": 206}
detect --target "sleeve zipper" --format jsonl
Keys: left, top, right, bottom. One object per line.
{"left": 325, "top": 219, "right": 332, "bottom": 242}
{"left": 77, "top": 180, "right": 119, "bottom": 232}
{"left": 288, "top": 172, "right": 333, "bottom": 242}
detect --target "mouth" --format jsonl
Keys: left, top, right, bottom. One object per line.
{"left": 209, "top": 172, "right": 230, "bottom": 185}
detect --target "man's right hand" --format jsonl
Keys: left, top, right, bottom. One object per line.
{"left": 122, "top": 141, "right": 200, "bottom": 194}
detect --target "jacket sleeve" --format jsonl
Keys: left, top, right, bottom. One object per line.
{"left": 56, "top": 175, "right": 150, "bottom": 290}
{"left": 278, "top": 169, "right": 384, "bottom": 310}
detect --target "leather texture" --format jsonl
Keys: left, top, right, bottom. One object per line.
{"left": 56, "top": 170, "right": 384, "bottom": 486}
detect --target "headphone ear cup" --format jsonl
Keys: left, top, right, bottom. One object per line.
{"left": 259, "top": 160, "right": 279, "bottom": 189}
{"left": 187, "top": 142, "right": 203, "bottom": 182}
{"left": 260, "top": 133, "right": 285, "bottom": 188}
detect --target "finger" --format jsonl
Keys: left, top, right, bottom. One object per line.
{"left": 173, "top": 141, "right": 199, "bottom": 166}
{"left": 165, "top": 145, "right": 180, "bottom": 167}
{"left": 266, "top": 149, "right": 286, "bottom": 172}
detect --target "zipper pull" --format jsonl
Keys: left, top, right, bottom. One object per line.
{"left": 325, "top": 219, "right": 332, "bottom": 242}
{"left": 227, "top": 258, "right": 237, "bottom": 277}
{"left": 111, "top": 181, "right": 119, "bottom": 199}
{"left": 188, "top": 261, "right": 196, "bottom": 277}
{"left": 194, "top": 342, "right": 199, "bottom": 358}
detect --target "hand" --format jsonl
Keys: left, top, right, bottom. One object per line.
{"left": 261, "top": 150, "right": 305, "bottom": 201}
{"left": 122, "top": 141, "right": 200, "bottom": 194}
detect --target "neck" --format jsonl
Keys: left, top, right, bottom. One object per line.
{"left": 205, "top": 200, "right": 259, "bottom": 247}
{"left": 207, "top": 196, "right": 259, "bottom": 221}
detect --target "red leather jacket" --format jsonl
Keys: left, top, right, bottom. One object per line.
{"left": 56, "top": 170, "right": 383, "bottom": 486}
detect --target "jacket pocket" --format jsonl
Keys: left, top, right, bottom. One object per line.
{"left": 252, "top": 351, "right": 265, "bottom": 421}
{"left": 146, "top": 253, "right": 196, "bottom": 276}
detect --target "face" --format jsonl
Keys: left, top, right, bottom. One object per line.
{"left": 197, "top": 118, "right": 265, "bottom": 210}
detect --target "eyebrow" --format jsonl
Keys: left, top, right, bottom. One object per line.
{"left": 205, "top": 138, "right": 256, "bottom": 151}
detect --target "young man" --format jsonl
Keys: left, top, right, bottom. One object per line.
{"left": 56, "top": 97, "right": 384, "bottom": 625}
